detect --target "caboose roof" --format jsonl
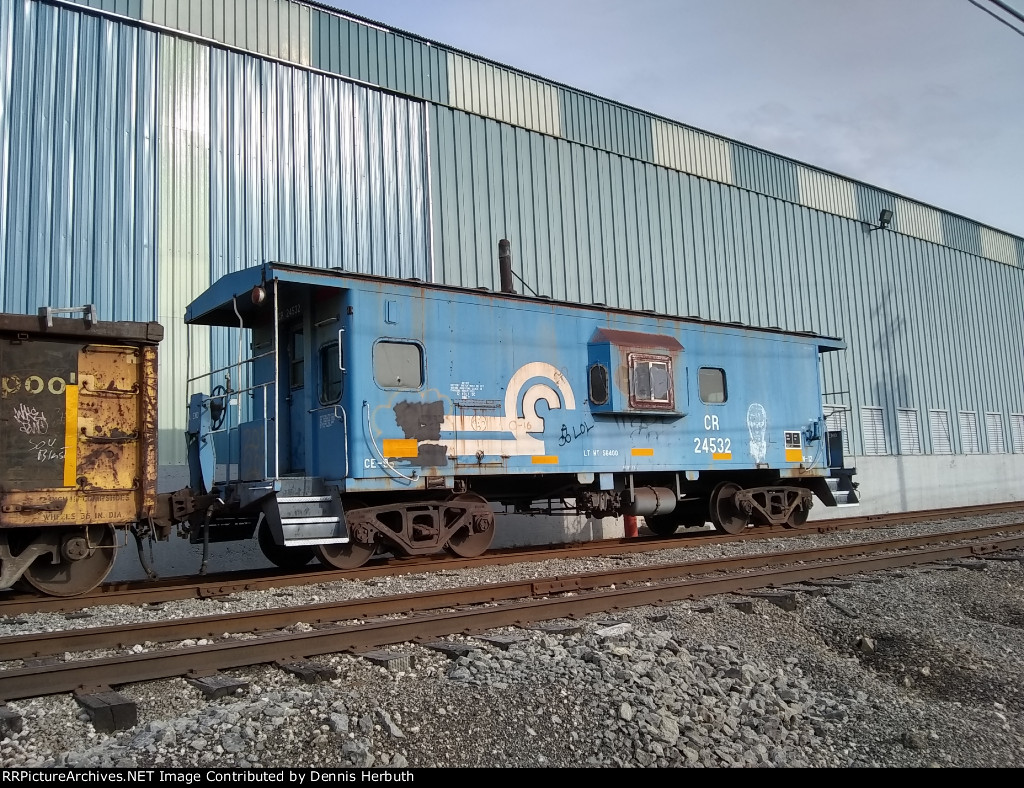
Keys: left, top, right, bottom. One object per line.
{"left": 185, "top": 261, "right": 845, "bottom": 352}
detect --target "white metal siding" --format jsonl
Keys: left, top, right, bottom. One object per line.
{"left": 143, "top": 0, "right": 312, "bottom": 67}
{"left": 985, "top": 413, "right": 1006, "bottom": 454}
{"left": 929, "top": 409, "right": 952, "bottom": 455}
{"left": 796, "top": 166, "right": 857, "bottom": 220}
{"left": 980, "top": 226, "right": 1020, "bottom": 267}
{"left": 447, "top": 53, "right": 561, "bottom": 137}
{"left": 959, "top": 411, "right": 980, "bottom": 454}
{"left": 894, "top": 197, "right": 943, "bottom": 245}
{"left": 861, "top": 407, "right": 887, "bottom": 455}
{"left": 897, "top": 408, "right": 922, "bottom": 455}
{"left": 652, "top": 121, "right": 734, "bottom": 185}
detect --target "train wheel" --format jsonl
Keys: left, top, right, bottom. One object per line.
{"left": 445, "top": 494, "right": 495, "bottom": 558}
{"left": 21, "top": 524, "right": 117, "bottom": 597}
{"left": 316, "top": 501, "right": 376, "bottom": 570}
{"left": 785, "top": 503, "right": 810, "bottom": 529}
{"left": 316, "top": 539, "right": 376, "bottom": 570}
{"left": 257, "top": 520, "right": 316, "bottom": 570}
{"left": 710, "top": 482, "right": 749, "bottom": 535}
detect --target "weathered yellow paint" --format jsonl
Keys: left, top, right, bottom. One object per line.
{"left": 531, "top": 456, "right": 558, "bottom": 464}
{"left": 383, "top": 438, "right": 419, "bottom": 458}
{"left": 631, "top": 448, "right": 654, "bottom": 457}
{"left": 62, "top": 384, "right": 79, "bottom": 487}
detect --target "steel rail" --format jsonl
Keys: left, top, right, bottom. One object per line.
{"left": 1, "top": 533, "right": 1022, "bottom": 701}
{"left": 2, "top": 522, "right": 1023, "bottom": 660}
{"left": 3, "top": 501, "right": 1022, "bottom": 617}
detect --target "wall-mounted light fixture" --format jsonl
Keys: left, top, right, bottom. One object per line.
{"left": 866, "top": 208, "right": 894, "bottom": 232}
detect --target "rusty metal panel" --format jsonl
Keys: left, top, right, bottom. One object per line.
{"left": 76, "top": 344, "right": 143, "bottom": 492}
{"left": 0, "top": 318, "right": 160, "bottom": 527}
{"left": 140, "top": 344, "right": 159, "bottom": 514}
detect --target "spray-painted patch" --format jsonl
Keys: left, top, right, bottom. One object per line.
{"left": 393, "top": 400, "right": 445, "bottom": 441}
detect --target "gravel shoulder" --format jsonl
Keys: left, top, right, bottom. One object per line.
{"left": 2, "top": 514, "right": 1023, "bottom": 768}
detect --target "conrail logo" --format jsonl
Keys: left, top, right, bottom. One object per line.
{"left": 440, "top": 361, "right": 576, "bottom": 457}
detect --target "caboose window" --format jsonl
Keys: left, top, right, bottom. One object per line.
{"left": 319, "top": 342, "right": 343, "bottom": 405}
{"left": 374, "top": 341, "right": 423, "bottom": 389}
{"left": 588, "top": 364, "right": 610, "bottom": 406}
{"left": 698, "top": 367, "right": 727, "bottom": 404}
{"left": 628, "top": 353, "right": 674, "bottom": 410}
{"left": 289, "top": 330, "right": 304, "bottom": 389}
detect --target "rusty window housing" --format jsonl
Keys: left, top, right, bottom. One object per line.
{"left": 373, "top": 340, "right": 424, "bottom": 389}
{"left": 698, "top": 367, "right": 727, "bottom": 404}
{"left": 628, "top": 352, "right": 673, "bottom": 410}
{"left": 319, "top": 341, "right": 343, "bottom": 405}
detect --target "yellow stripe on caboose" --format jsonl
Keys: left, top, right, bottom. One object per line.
{"left": 712, "top": 452, "right": 732, "bottom": 460}
{"left": 785, "top": 448, "right": 803, "bottom": 462}
{"left": 532, "top": 455, "right": 558, "bottom": 464}
{"left": 631, "top": 448, "right": 654, "bottom": 457}
{"left": 63, "top": 384, "right": 79, "bottom": 487}
{"left": 382, "top": 438, "right": 419, "bottom": 458}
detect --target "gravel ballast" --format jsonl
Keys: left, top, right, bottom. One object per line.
{"left": 2, "top": 513, "right": 1022, "bottom": 768}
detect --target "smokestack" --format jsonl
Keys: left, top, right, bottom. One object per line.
{"left": 498, "top": 239, "right": 516, "bottom": 294}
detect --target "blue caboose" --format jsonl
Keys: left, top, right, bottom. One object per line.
{"left": 179, "top": 260, "right": 857, "bottom": 568}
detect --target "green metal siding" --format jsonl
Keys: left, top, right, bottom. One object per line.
{"left": 427, "top": 101, "right": 1024, "bottom": 456}
{"left": 311, "top": 8, "right": 447, "bottom": 104}
{"left": 8, "top": 0, "right": 1024, "bottom": 467}
{"left": 559, "top": 89, "right": 653, "bottom": 162}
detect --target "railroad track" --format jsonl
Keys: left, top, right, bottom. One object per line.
{"left": 1, "top": 521, "right": 1022, "bottom": 718}
{"left": 2, "top": 500, "right": 1021, "bottom": 617}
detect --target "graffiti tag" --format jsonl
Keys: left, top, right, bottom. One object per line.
{"left": 13, "top": 404, "right": 48, "bottom": 435}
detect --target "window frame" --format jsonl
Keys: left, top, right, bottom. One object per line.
{"left": 896, "top": 408, "right": 922, "bottom": 455}
{"left": 928, "top": 409, "right": 952, "bottom": 455}
{"left": 373, "top": 339, "right": 425, "bottom": 390}
{"left": 697, "top": 367, "right": 727, "bottom": 405}
{"left": 958, "top": 410, "right": 980, "bottom": 455}
{"left": 627, "top": 352, "right": 675, "bottom": 411}
{"left": 985, "top": 412, "right": 1006, "bottom": 454}
{"left": 861, "top": 406, "right": 888, "bottom": 456}
{"left": 318, "top": 341, "right": 343, "bottom": 406}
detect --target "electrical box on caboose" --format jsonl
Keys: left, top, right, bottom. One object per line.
{"left": 180, "top": 261, "right": 858, "bottom": 571}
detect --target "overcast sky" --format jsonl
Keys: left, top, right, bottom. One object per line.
{"left": 318, "top": 0, "right": 1024, "bottom": 239}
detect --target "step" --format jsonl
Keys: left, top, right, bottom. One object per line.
{"left": 281, "top": 516, "right": 343, "bottom": 525}
{"left": 278, "top": 496, "right": 332, "bottom": 504}
{"left": 283, "top": 536, "right": 350, "bottom": 546}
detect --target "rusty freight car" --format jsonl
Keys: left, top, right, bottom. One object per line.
{"left": 0, "top": 307, "right": 164, "bottom": 596}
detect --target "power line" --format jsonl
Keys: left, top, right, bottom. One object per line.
{"left": 967, "top": 0, "right": 1024, "bottom": 37}
{"left": 987, "top": 0, "right": 1024, "bottom": 26}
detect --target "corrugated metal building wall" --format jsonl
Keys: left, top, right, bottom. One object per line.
{"left": 2, "top": 0, "right": 1023, "bottom": 471}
